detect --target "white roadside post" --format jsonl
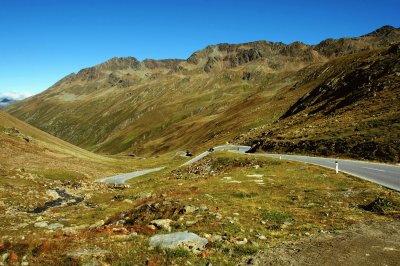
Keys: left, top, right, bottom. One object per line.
{"left": 335, "top": 161, "right": 339, "bottom": 174}
{"left": 279, "top": 156, "right": 282, "bottom": 160}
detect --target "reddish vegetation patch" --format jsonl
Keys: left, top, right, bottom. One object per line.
{"left": 9, "top": 251, "right": 19, "bottom": 264}
{"left": 146, "top": 259, "right": 157, "bottom": 266}
{"left": 129, "top": 224, "right": 157, "bottom": 235}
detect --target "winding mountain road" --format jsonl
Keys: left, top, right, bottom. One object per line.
{"left": 97, "top": 145, "right": 400, "bottom": 191}
{"left": 96, "top": 167, "right": 164, "bottom": 184}
{"left": 180, "top": 145, "right": 251, "bottom": 166}
{"left": 257, "top": 153, "right": 400, "bottom": 191}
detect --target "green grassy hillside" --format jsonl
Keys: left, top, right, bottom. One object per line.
{"left": 6, "top": 26, "right": 400, "bottom": 159}
{"left": 239, "top": 44, "right": 400, "bottom": 162}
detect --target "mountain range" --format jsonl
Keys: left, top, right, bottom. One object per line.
{"left": 6, "top": 25, "right": 400, "bottom": 162}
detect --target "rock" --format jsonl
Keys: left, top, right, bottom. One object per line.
{"left": 112, "top": 227, "right": 129, "bottom": 234}
{"left": 123, "top": 199, "right": 133, "bottom": 204}
{"left": 147, "top": 225, "right": 157, "bottom": 230}
{"left": 62, "top": 224, "right": 89, "bottom": 235}
{"left": 204, "top": 194, "right": 214, "bottom": 200}
{"left": 18, "top": 223, "right": 29, "bottom": 229}
{"left": 135, "top": 192, "right": 153, "bottom": 200}
{"left": 46, "top": 189, "right": 60, "bottom": 200}
{"left": 116, "top": 219, "right": 126, "bottom": 226}
{"left": 150, "top": 219, "right": 173, "bottom": 232}
{"left": 34, "top": 221, "right": 49, "bottom": 228}
{"left": 67, "top": 248, "right": 110, "bottom": 259}
{"left": 235, "top": 238, "right": 248, "bottom": 245}
{"left": 199, "top": 204, "right": 208, "bottom": 211}
{"left": 47, "top": 223, "right": 64, "bottom": 230}
{"left": 281, "top": 221, "right": 292, "bottom": 229}
{"left": 1, "top": 253, "right": 9, "bottom": 262}
{"left": 129, "top": 232, "right": 138, "bottom": 237}
{"left": 209, "top": 234, "right": 223, "bottom": 242}
{"left": 247, "top": 174, "right": 264, "bottom": 178}
{"left": 149, "top": 231, "right": 208, "bottom": 252}
{"left": 215, "top": 213, "right": 223, "bottom": 220}
{"left": 183, "top": 205, "right": 198, "bottom": 214}
{"left": 89, "top": 220, "right": 105, "bottom": 229}
{"left": 185, "top": 220, "right": 197, "bottom": 226}
{"left": 257, "top": 234, "right": 267, "bottom": 240}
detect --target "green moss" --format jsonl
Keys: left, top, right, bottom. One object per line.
{"left": 165, "top": 248, "right": 191, "bottom": 258}
{"left": 233, "top": 245, "right": 259, "bottom": 255}
{"left": 260, "top": 210, "right": 292, "bottom": 224}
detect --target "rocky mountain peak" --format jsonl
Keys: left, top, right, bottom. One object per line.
{"left": 96, "top": 56, "right": 140, "bottom": 71}
{"left": 142, "top": 59, "right": 184, "bottom": 70}
{"left": 363, "top": 25, "right": 398, "bottom": 37}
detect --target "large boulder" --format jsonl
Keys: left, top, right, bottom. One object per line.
{"left": 149, "top": 231, "right": 208, "bottom": 252}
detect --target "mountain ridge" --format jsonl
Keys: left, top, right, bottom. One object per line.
{"left": 47, "top": 25, "right": 400, "bottom": 84}
{"left": 6, "top": 25, "right": 400, "bottom": 159}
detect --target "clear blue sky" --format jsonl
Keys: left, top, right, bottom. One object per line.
{"left": 0, "top": 0, "right": 399, "bottom": 98}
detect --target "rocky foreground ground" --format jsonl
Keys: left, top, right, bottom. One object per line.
{"left": 1, "top": 152, "right": 399, "bottom": 265}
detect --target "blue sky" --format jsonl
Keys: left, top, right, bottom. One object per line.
{"left": 0, "top": 0, "right": 399, "bottom": 98}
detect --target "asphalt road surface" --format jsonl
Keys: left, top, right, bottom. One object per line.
{"left": 180, "top": 145, "right": 250, "bottom": 166}
{"left": 96, "top": 145, "right": 400, "bottom": 191}
{"left": 96, "top": 167, "right": 165, "bottom": 184}
{"left": 257, "top": 153, "right": 400, "bottom": 191}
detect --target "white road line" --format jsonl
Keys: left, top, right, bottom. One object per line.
{"left": 362, "top": 167, "right": 386, "bottom": 172}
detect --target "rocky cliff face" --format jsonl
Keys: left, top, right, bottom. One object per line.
{"left": 185, "top": 25, "right": 400, "bottom": 72}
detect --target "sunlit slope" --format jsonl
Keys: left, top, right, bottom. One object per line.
{"left": 239, "top": 44, "right": 400, "bottom": 163}
{"left": 0, "top": 111, "right": 109, "bottom": 161}
{"left": 0, "top": 111, "right": 137, "bottom": 180}
{"left": 7, "top": 26, "right": 400, "bottom": 156}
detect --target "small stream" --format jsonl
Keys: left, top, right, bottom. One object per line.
{"left": 30, "top": 189, "right": 84, "bottom": 214}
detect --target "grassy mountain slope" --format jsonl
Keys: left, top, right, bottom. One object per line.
{"left": 0, "top": 111, "right": 137, "bottom": 180}
{"left": 239, "top": 44, "right": 400, "bottom": 162}
{"left": 6, "top": 26, "right": 400, "bottom": 157}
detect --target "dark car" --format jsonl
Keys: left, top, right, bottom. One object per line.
{"left": 208, "top": 148, "right": 215, "bottom": 152}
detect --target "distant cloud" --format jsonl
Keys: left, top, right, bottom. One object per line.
{"left": 0, "top": 91, "right": 33, "bottom": 108}
{"left": 0, "top": 91, "right": 33, "bottom": 100}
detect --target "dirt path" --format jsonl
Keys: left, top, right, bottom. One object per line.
{"left": 242, "top": 221, "right": 400, "bottom": 266}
